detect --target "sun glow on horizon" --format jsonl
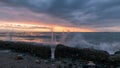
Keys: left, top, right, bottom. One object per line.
{"left": 0, "top": 21, "right": 95, "bottom": 32}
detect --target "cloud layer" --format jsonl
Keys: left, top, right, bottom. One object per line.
{"left": 0, "top": 0, "right": 120, "bottom": 31}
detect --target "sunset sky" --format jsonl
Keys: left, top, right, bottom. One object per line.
{"left": 0, "top": 0, "right": 120, "bottom": 32}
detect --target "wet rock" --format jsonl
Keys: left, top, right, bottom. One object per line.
{"left": 15, "top": 54, "right": 24, "bottom": 60}
{"left": 87, "top": 61, "right": 96, "bottom": 66}
{"left": 115, "top": 51, "right": 120, "bottom": 54}
{"left": 0, "top": 41, "right": 51, "bottom": 59}
{"left": 55, "top": 44, "right": 109, "bottom": 62}
{"left": 116, "top": 66, "right": 120, "bottom": 68}
{"left": 35, "top": 59, "right": 41, "bottom": 64}
{"left": 109, "top": 54, "right": 120, "bottom": 65}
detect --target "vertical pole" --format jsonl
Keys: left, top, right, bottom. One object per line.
{"left": 50, "top": 26, "right": 56, "bottom": 60}
{"left": 54, "top": 33, "right": 57, "bottom": 44}
{"left": 9, "top": 24, "right": 13, "bottom": 41}
{"left": 51, "top": 27, "right": 54, "bottom": 44}
{"left": 60, "top": 30, "right": 65, "bottom": 44}
{"left": 51, "top": 47, "right": 55, "bottom": 59}
{"left": 62, "top": 31, "right": 64, "bottom": 43}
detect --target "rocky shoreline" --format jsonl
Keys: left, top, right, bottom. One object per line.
{"left": 0, "top": 41, "right": 120, "bottom": 68}
{"left": 0, "top": 41, "right": 51, "bottom": 59}
{"left": 55, "top": 45, "right": 120, "bottom": 68}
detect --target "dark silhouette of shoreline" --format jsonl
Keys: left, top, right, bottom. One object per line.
{"left": 0, "top": 41, "right": 120, "bottom": 67}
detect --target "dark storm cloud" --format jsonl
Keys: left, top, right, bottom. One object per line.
{"left": 0, "top": 0, "right": 89, "bottom": 16}
{"left": 1, "top": 0, "right": 120, "bottom": 31}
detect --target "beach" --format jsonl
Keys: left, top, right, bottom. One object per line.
{"left": 0, "top": 50, "right": 59, "bottom": 68}
{"left": 0, "top": 41, "right": 119, "bottom": 68}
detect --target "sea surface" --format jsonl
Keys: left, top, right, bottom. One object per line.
{"left": 0, "top": 32, "right": 120, "bottom": 54}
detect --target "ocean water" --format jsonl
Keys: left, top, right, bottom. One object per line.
{"left": 0, "top": 32, "right": 120, "bottom": 54}
{"left": 65, "top": 32, "right": 120, "bottom": 54}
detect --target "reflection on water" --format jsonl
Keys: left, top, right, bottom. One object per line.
{"left": 0, "top": 32, "right": 62, "bottom": 44}
{"left": 0, "top": 36, "right": 48, "bottom": 43}
{"left": 0, "top": 36, "right": 8, "bottom": 41}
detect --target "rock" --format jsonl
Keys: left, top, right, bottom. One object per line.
{"left": 116, "top": 66, "right": 120, "bottom": 68}
{"left": 35, "top": 59, "right": 41, "bottom": 64}
{"left": 109, "top": 54, "right": 120, "bottom": 63}
{"left": 55, "top": 44, "right": 109, "bottom": 62}
{"left": 87, "top": 61, "right": 96, "bottom": 66}
{"left": 80, "top": 48, "right": 109, "bottom": 62}
{"left": 107, "top": 50, "right": 120, "bottom": 65}
{"left": 115, "top": 51, "right": 120, "bottom": 54}
{"left": 0, "top": 41, "right": 51, "bottom": 59}
{"left": 15, "top": 54, "right": 24, "bottom": 60}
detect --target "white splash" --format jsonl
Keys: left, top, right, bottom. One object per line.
{"left": 64, "top": 33, "right": 120, "bottom": 54}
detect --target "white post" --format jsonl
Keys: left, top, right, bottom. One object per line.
{"left": 9, "top": 24, "right": 13, "bottom": 41}
{"left": 51, "top": 27, "right": 54, "bottom": 44}
{"left": 60, "top": 31, "right": 65, "bottom": 44}
{"left": 51, "top": 47, "right": 55, "bottom": 59}
{"left": 50, "top": 27, "right": 55, "bottom": 60}
{"left": 54, "top": 33, "right": 57, "bottom": 44}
